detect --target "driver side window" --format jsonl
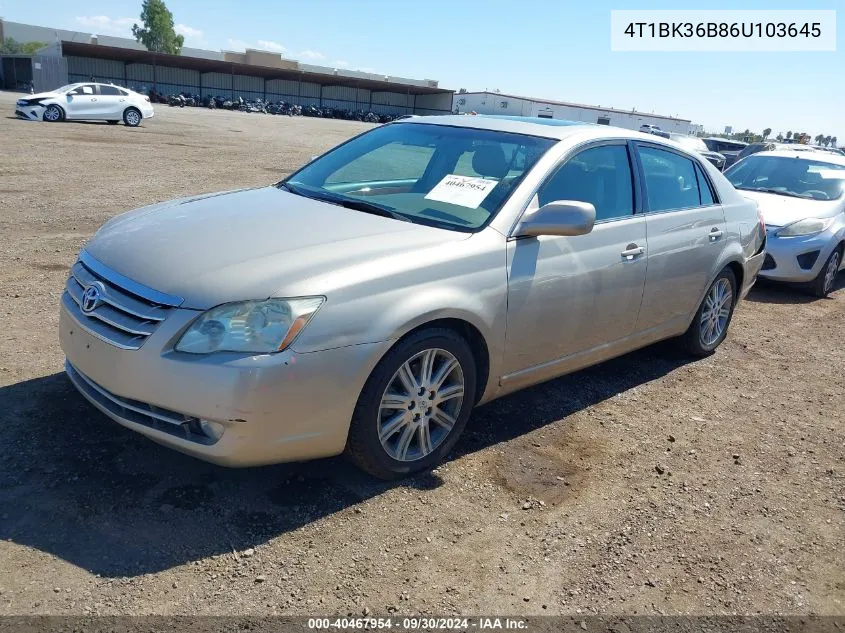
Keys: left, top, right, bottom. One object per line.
{"left": 537, "top": 144, "right": 635, "bottom": 222}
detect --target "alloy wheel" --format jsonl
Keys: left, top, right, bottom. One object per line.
{"left": 377, "top": 348, "right": 465, "bottom": 462}
{"left": 125, "top": 110, "right": 141, "bottom": 126}
{"left": 700, "top": 278, "right": 732, "bottom": 347}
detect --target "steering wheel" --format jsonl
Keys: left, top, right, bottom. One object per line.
{"left": 804, "top": 190, "right": 830, "bottom": 200}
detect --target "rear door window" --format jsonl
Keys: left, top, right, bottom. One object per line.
{"left": 638, "top": 146, "right": 706, "bottom": 211}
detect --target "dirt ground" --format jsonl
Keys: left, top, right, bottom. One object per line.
{"left": 0, "top": 91, "right": 842, "bottom": 617}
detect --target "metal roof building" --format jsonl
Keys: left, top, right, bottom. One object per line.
{"left": 1, "top": 19, "right": 454, "bottom": 115}
{"left": 453, "top": 91, "right": 695, "bottom": 134}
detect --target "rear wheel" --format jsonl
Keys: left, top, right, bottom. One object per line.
{"left": 123, "top": 108, "right": 142, "bottom": 127}
{"left": 809, "top": 247, "right": 841, "bottom": 298}
{"left": 43, "top": 104, "right": 63, "bottom": 122}
{"left": 345, "top": 328, "right": 477, "bottom": 480}
{"left": 681, "top": 268, "right": 737, "bottom": 357}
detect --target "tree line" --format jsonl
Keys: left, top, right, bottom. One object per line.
{"left": 707, "top": 128, "right": 838, "bottom": 148}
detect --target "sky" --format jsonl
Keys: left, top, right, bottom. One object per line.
{"left": 3, "top": 0, "right": 843, "bottom": 139}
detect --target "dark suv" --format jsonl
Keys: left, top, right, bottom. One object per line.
{"left": 702, "top": 138, "right": 748, "bottom": 169}
{"left": 669, "top": 134, "right": 727, "bottom": 171}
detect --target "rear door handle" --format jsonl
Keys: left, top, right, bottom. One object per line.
{"left": 91, "top": 98, "right": 98, "bottom": 102}
{"left": 709, "top": 228, "right": 724, "bottom": 241}
{"left": 621, "top": 245, "right": 645, "bottom": 260}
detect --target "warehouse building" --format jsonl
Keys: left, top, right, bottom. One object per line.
{"left": 454, "top": 91, "right": 695, "bottom": 134}
{"left": 0, "top": 19, "right": 453, "bottom": 116}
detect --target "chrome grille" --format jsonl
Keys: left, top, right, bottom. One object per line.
{"left": 62, "top": 251, "right": 182, "bottom": 350}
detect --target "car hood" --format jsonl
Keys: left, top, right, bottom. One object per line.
{"left": 84, "top": 186, "right": 470, "bottom": 309}
{"left": 738, "top": 190, "right": 842, "bottom": 227}
{"left": 22, "top": 90, "right": 62, "bottom": 100}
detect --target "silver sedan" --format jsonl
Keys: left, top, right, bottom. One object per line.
{"left": 60, "top": 116, "right": 766, "bottom": 479}
{"left": 725, "top": 149, "right": 845, "bottom": 297}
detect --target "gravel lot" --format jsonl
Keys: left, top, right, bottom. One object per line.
{"left": 0, "top": 91, "right": 843, "bottom": 617}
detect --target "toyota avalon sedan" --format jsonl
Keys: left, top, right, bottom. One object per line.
{"left": 16, "top": 82, "right": 154, "bottom": 126}
{"left": 724, "top": 150, "right": 845, "bottom": 297}
{"left": 60, "top": 116, "right": 766, "bottom": 479}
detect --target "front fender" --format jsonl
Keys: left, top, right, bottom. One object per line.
{"left": 291, "top": 230, "right": 509, "bottom": 400}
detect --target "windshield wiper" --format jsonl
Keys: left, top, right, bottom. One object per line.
{"left": 279, "top": 182, "right": 411, "bottom": 222}
{"left": 742, "top": 186, "right": 809, "bottom": 199}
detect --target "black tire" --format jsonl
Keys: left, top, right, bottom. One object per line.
{"left": 681, "top": 267, "right": 738, "bottom": 357}
{"left": 123, "top": 107, "right": 142, "bottom": 127}
{"left": 107, "top": 120, "right": 119, "bottom": 125}
{"left": 42, "top": 104, "right": 64, "bottom": 122}
{"left": 345, "top": 328, "right": 477, "bottom": 480}
{"left": 808, "top": 247, "right": 841, "bottom": 298}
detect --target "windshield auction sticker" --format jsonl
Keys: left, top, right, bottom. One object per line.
{"left": 424, "top": 174, "right": 498, "bottom": 208}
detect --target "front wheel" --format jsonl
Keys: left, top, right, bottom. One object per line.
{"left": 123, "top": 108, "right": 142, "bottom": 127}
{"left": 808, "top": 248, "right": 841, "bottom": 298}
{"left": 43, "top": 104, "right": 63, "bottom": 122}
{"left": 345, "top": 328, "right": 477, "bottom": 480}
{"left": 681, "top": 268, "right": 737, "bottom": 357}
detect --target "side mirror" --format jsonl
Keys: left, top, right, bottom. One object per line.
{"left": 514, "top": 200, "right": 596, "bottom": 238}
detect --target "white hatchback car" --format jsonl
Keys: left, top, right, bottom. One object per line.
{"left": 725, "top": 150, "right": 845, "bottom": 296}
{"left": 15, "top": 82, "right": 155, "bottom": 127}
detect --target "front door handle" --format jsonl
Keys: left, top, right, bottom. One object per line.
{"left": 709, "top": 228, "right": 724, "bottom": 241}
{"left": 91, "top": 98, "right": 98, "bottom": 102}
{"left": 621, "top": 244, "right": 645, "bottom": 260}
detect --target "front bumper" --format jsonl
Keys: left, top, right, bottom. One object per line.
{"left": 60, "top": 300, "right": 391, "bottom": 467}
{"left": 757, "top": 228, "right": 839, "bottom": 283}
{"left": 15, "top": 103, "right": 45, "bottom": 120}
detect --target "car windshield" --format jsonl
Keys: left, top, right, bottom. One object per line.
{"left": 53, "top": 83, "right": 81, "bottom": 93}
{"left": 671, "top": 135, "right": 708, "bottom": 152}
{"left": 279, "top": 123, "right": 556, "bottom": 231}
{"left": 725, "top": 155, "right": 845, "bottom": 200}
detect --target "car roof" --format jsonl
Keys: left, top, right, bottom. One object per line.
{"left": 750, "top": 149, "right": 845, "bottom": 166}
{"left": 402, "top": 114, "right": 679, "bottom": 143}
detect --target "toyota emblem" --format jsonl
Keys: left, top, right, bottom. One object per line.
{"left": 81, "top": 283, "right": 103, "bottom": 313}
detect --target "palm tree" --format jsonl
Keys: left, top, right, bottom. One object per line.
{"left": 815, "top": 134, "right": 824, "bottom": 145}
{"left": 824, "top": 135, "right": 833, "bottom": 147}
{"left": 832, "top": 136, "right": 838, "bottom": 148}
{"left": 786, "top": 131, "right": 793, "bottom": 140}
{"left": 763, "top": 128, "right": 772, "bottom": 139}
{"left": 776, "top": 133, "right": 784, "bottom": 142}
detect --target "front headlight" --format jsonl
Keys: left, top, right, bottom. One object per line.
{"left": 175, "top": 297, "right": 324, "bottom": 354}
{"left": 775, "top": 217, "right": 835, "bottom": 237}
